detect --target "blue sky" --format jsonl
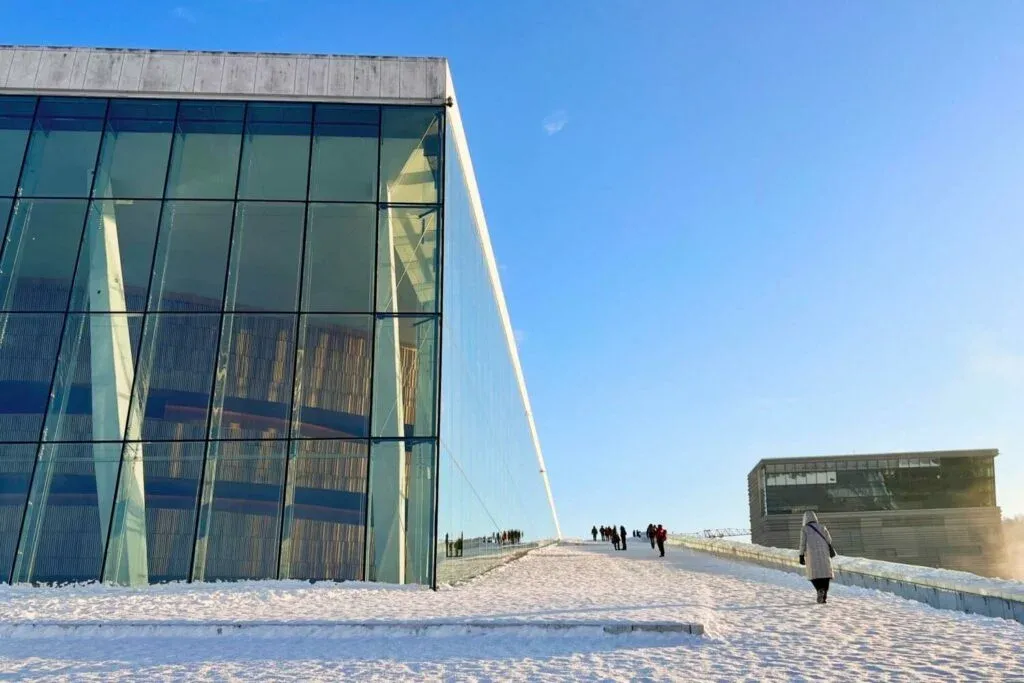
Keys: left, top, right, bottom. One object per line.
{"left": 10, "top": 1, "right": 1024, "bottom": 535}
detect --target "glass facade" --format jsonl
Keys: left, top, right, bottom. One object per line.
{"left": 0, "top": 95, "right": 448, "bottom": 586}
{"left": 759, "top": 456, "right": 997, "bottom": 515}
{"left": 0, "top": 90, "right": 558, "bottom": 587}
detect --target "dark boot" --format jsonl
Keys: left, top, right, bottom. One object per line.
{"left": 815, "top": 588, "right": 824, "bottom": 604}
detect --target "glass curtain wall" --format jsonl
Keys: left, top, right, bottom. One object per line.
{"left": 0, "top": 95, "right": 443, "bottom": 586}
{"left": 436, "top": 118, "right": 556, "bottom": 583}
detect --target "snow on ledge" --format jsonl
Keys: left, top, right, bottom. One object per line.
{"left": 669, "top": 535, "right": 1024, "bottom": 603}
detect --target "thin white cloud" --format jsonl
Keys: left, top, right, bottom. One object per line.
{"left": 514, "top": 329, "right": 527, "bottom": 344}
{"left": 542, "top": 110, "right": 568, "bottom": 136}
{"left": 966, "top": 345, "right": 1024, "bottom": 383}
{"left": 172, "top": 6, "right": 197, "bottom": 23}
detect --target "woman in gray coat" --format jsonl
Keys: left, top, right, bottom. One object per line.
{"left": 798, "top": 510, "right": 835, "bottom": 604}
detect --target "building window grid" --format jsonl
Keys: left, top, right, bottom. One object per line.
{"left": 0, "top": 95, "right": 445, "bottom": 585}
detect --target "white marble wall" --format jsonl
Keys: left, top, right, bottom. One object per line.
{"left": 0, "top": 47, "right": 447, "bottom": 102}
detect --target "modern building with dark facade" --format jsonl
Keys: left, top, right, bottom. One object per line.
{"left": 748, "top": 449, "right": 1003, "bottom": 576}
{"left": 0, "top": 46, "right": 560, "bottom": 587}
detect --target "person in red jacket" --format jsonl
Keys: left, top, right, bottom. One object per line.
{"left": 655, "top": 524, "right": 667, "bottom": 557}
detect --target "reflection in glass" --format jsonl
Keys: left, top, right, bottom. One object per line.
{"left": 0, "top": 447, "right": 37, "bottom": 582}
{"left": 238, "top": 103, "right": 311, "bottom": 201}
{"left": 0, "top": 97, "right": 35, "bottom": 197}
{"left": 310, "top": 105, "right": 379, "bottom": 202}
{"left": 12, "top": 441, "right": 124, "bottom": 584}
{"left": 375, "top": 206, "right": 439, "bottom": 313}
{"left": 291, "top": 315, "right": 372, "bottom": 439}
{"left": 225, "top": 202, "right": 303, "bottom": 312}
{"left": 303, "top": 203, "right": 375, "bottom": 312}
{"left": 0, "top": 314, "right": 64, "bottom": 442}
{"left": 41, "top": 313, "right": 143, "bottom": 442}
{"left": 366, "top": 438, "right": 435, "bottom": 585}
{"left": 379, "top": 107, "right": 441, "bottom": 204}
{"left": 69, "top": 200, "right": 161, "bottom": 312}
{"left": 103, "top": 441, "right": 204, "bottom": 584}
{"left": 192, "top": 440, "right": 286, "bottom": 581}
{"left": 148, "top": 201, "right": 233, "bottom": 312}
{"left": 18, "top": 98, "right": 105, "bottom": 198}
{"left": 280, "top": 440, "right": 367, "bottom": 581}
{"left": 0, "top": 199, "right": 89, "bottom": 311}
{"left": 126, "top": 313, "right": 221, "bottom": 441}
{"left": 372, "top": 316, "right": 438, "bottom": 438}
{"left": 165, "top": 102, "right": 244, "bottom": 200}
{"left": 92, "top": 99, "right": 175, "bottom": 200}
{"left": 208, "top": 314, "right": 296, "bottom": 440}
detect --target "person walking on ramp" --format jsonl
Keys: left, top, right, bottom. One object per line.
{"left": 619, "top": 525, "right": 627, "bottom": 551}
{"left": 655, "top": 524, "right": 667, "bottom": 557}
{"left": 798, "top": 510, "right": 836, "bottom": 604}
{"left": 591, "top": 526, "right": 598, "bottom": 542}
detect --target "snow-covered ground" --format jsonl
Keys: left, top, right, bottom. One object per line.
{"left": 1, "top": 542, "right": 1022, "bottom": 681}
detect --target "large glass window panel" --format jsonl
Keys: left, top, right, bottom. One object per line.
{"left": 69, "top": 200, "right": 161, "bottom": 312}
{"left": 0, "top": 446, "right": 37, "bottom": 583}
{"left": 0, "top": 198, "right": 10, "bottom": 242}
{"left": 0, "top": 199, "right": 89, "bottom": 312}
{"left": 0, "top": 97, "right": 35, "bottom": 197}
{"left": 237, "top": 103, "right": 312, "bottom": 201}
{"left": 19, "top": 98, "right": 105, "bottom": 198}
{"left": 192, "top": 440, "right": 286, "bottom": 581}
{"left": 225, "top": 202, "right": 303, "bottom": 312}
{"left": 165, "top": 102, "right": 244, "bottom": 200}
{"left": 125, "top": 313, "right": 221, "bottom": 441}
{"left": 41, "top": 313, "right": 143, "bottom": 443}
{"left": 303, "top": 203, "right": 375, "bottom": 312}
{"left": 103, "top": 441, "right": 203, "bottom": 585}
{"left": 208, "top": 314, "right": 296, "bottom": 440}
{"left": 92, "top": 100, "right": 175, "bottom": 200}
{"left": 371, "top": 316, "right": 438, "bottom": 438}
{"left": 280, "top": 440, "right": 367, "bottom": 581}
{"left": 366, "top": 438, "right": 435, "bottom": 585}
{"left": 379, "top": 107, "right": 442, "bottom": 204}
{"left": 375, "top": 206, "right": 439, "bottom": 313}
{"left": 0, "top": 314, "right": 64, "bottom": 442}
{"left": 291, "top": 314, "right": 372, "bottom": 439}
{"left": 148, "top": 201, "right": 233, "bottom": 312}
{"left": 309, "top": 105, "right": 379, "bottom": 202}
{"left": 12, "top": 441, "right": 124, "bottom": 584}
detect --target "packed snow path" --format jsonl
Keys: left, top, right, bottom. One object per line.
{"left": 1, "top": 543, "right": 1022, "bottom": 681}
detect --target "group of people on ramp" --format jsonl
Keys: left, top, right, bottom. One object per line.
{"left": 591, "top": 524, "right": 667, "bottom": 557}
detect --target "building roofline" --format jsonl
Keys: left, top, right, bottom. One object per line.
{"left": 0, "top": 46, "right": 448, "bottom": 104}
{"left": 748, "top": 448, "right": 999, "bottom": 475}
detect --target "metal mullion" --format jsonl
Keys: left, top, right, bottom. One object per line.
{"left": 186, "top": 101, "right": 249, "bottom": 582}
{"left": 10, "top": 97, "right": 111, "bottom": 585}
{"left": 360, "top": 104, "right": 385, "bottom": 582}
{"left": 274, "top": 103, "right": 315, "bottom": 580}
{"left": 98, "top": 100, "right": 181, "bottom": 583}
{"left": 429, "top": 107, "right": 447, "bottom": 590}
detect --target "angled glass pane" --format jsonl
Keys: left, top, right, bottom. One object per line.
{"left": 41, "top": 312, "right": 143, "bottom": 443}
{"left": 69, "top": 200, "right": 161, "bottom": 312}
{"left": 372, "top": 316, "right": 438, "bottom": 438}
{"left": 208, "top": 313, "right": 296, "bottom": 440}
{"left": 225, "top": 202, "right": 303, "bottom": 312}
{"left": 125, "top": 313, "right": 221, "bottom": 441}
{"left": 379, "top": 107, "right": 442, "bottom": 204}
{"left": 19, "top": 98, "right": 105, "bottom": 198}
{"left": 12, "top": 441, "right": 123, "bottom": 584}
{"left": 92, "top": 99, "right": 175, "bottom": 200}
{"left": 237, "top": 103, "right": 311, "bottom": 200}
{"left": 280, "top": 439, "right": 367, "bottom": 581}
{"left": 165, "top": 101, "right": 244, "bottom": 200}
{"left": 0, "top": 97, "right": 35, "bottom": 197}
{"left": 291, "top": 314, "right": 372, "bottom": 439}
{"left": 103, "top": 441, "right": 203, "bottom": 585}
{"left": 0, "top": 197, "right": 10, "bottom": 243}
{"left": 375, "top": 206, "right": 439, "bottom": 314}
{"left": 192, "top": 439, "right": 286, "bottom": 581}
{"left": 0, "top": 446, "right": 37, "bottom": 583}
{"left": 148, "top": 201, "right": 233, "bottom": 312}
{"left": 0, "top": 313, "right": 64, "bottom": 442}
{"left": 0, "top": 199, "right": 89, "bottom": 312}
{"left": 366, "top": 438, "right": 435, "bottom": 585}
{"left": 303, "top": 203, "right": 375, "bottom": 312}
{"left": 309, "top": 105, "right": 379, "bottom": 202}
